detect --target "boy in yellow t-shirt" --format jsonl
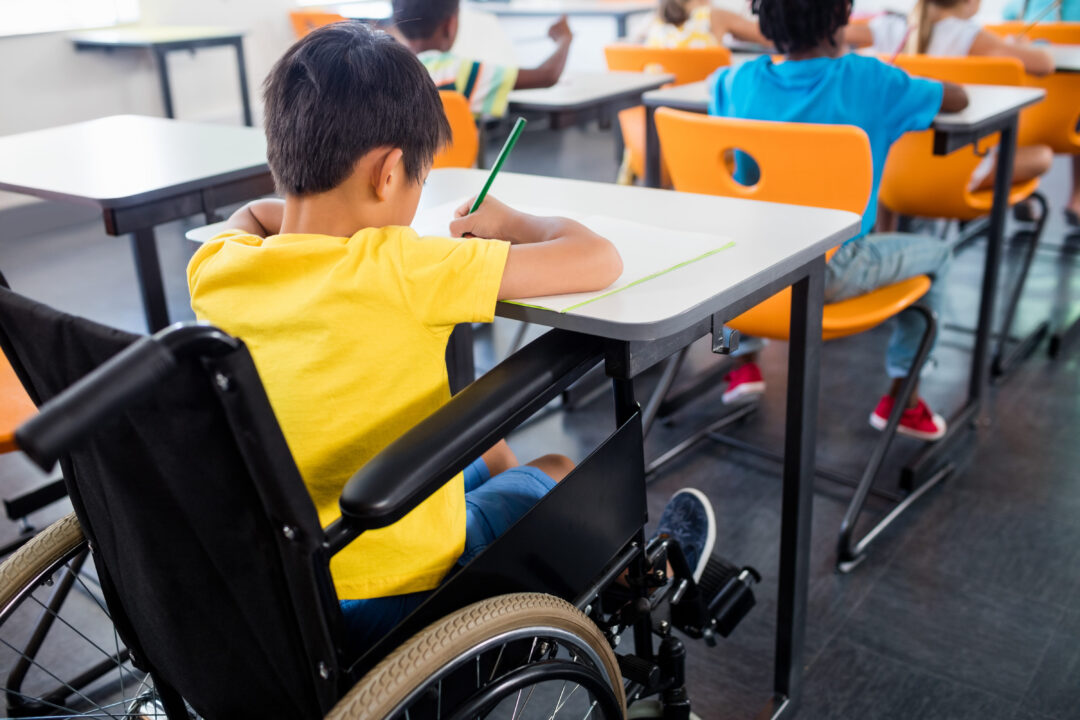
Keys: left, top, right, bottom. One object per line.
{"left": 188, "top": 23, "right": 625, "bottom": 653}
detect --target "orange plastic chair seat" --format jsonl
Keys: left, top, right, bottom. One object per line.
{"left": 0, "top": 357, "right": 34, "bottom": 454}
{"left": 728, "top": 275, "right": 932, "bottom": 342}
{"left": 966, "top": 177, "right": 1042, "bottom": 216}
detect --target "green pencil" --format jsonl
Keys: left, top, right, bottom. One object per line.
{"left": 469, "top": 117, "right": 527, "bottom": 214}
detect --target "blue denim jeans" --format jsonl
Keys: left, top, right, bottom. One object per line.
{"left": 825, "top": 233, "right": 951, "bottom": 379}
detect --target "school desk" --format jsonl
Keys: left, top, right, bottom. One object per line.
{"left": 641, "top": 80, "right": 1046, "bottom": 485}
{"left": 416, "top": 167, "right": 859, "bottom": 719}
{"left": 0, "top": 115, "right": 272, "bottom": 332}
{"left": 466, "top": 0, "right": 656, "bottom": 38}
{"left": 1044, "top": 44, "right": 1080, "bottom": 72}
{"left": 71, "top": 27, "right": 253, "bottom": 127}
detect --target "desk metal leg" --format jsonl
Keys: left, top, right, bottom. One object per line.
{"left": 616, "top": 15, "right": 628, "bottom": 38}
{"left": 770, "top": 259, "right": 823, "bottom": 717}
{"left": 153, "top": 48, "right": 175, "bottom": 119}
{"left": 233, "top": 39, "right": 254, "bottom": 127}
{"left": 130, "top": 228, "right": 170, "bottom": 332}
{"left": 902, "top": 118, "right": 1018, "bottom": 487}
{"left": 644, "top": 105, "right": 661, "bottom": 188}
{"left": 446, "top": 324, "right": 476, "bottom": 394}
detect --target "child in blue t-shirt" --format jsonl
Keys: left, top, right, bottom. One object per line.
{"left": 708, "top": 0, "right": 969, "bottom": 441}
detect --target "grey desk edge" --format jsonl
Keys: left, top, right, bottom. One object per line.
{"left": 496, "top": 216, "right": 861, "bottom": 341}
{"left": 509, "top": 79, "right": 672, "bottom": 113}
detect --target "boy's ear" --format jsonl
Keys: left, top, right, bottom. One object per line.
{"left": 372, "top": 148, "right": 406, "bottom": 201}
{"left": 441, "top": 13, "right": 458, "bottom": 44}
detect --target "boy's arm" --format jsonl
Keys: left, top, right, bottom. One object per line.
{"left": 449, "top": 196, "right": 623, "bottom": 299}
{"left": 710, "top": 9, "right": 771, "bottom": 47}
{"left": 940, "top": 81, "right": 970, "bottom": 113}
{"left": 224, "top": 199, "right": 284, "bottom": 237}
{"left": 842, "top": 23, "right": 874, "bottom": 48}
{"left": 514, "top": 16, "right": 573, "bottom": 90}
{"left": 969, "top": 30, "right": 1055, "bottom": 77}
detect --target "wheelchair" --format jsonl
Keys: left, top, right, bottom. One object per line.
{"left": 0, "top": 285, "right": 759, "bottom": 719}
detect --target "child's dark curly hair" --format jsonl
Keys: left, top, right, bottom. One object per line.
{"left": 751, "top": 0, "right": 851, "bottom": 55}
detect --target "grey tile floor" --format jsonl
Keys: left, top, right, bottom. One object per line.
{"left": 0, "top": 118, "right": 1078, "bottom": 719}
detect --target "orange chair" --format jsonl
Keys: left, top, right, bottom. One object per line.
{"left": 654, "top": 108, "right": 940, "bottom": 572}
{"left": 433, "top": 91, "right": 480, "bottom": 169}
{"left": 604, "top": 45, "right": 732, "bottom": 184}
{"left": 983, "top": 21, "right": 1080, "bottom": 45}
{"left": 289, "top": 10, "right": 348, "bottom": 38}
{"left": 881, "top": 55, "right": 1050, "bottom": 378}
{"left": 0, "top": 350, "right": 34, "bottom": 456}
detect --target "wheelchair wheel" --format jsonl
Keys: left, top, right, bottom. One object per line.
{"left": 329, "top": 593, "right": 626, "bottom": 720}
{"left": 0, "top": 513, "right": 181, "bottom": 718}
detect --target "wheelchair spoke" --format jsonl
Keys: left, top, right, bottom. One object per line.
{"left": 582, "top": 700, "right": 598, "bottom": 720}
{"left": 0, "top": 634, "right": 120, "bottom": 717}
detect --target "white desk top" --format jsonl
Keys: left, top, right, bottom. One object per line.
{"left": 508, "top": 72, "right": 674, "bottom": 110}
{"left": 337, "top": 1, "right": 393, "bottom": 20}
{"left": 0, "top": 115, "right": 267, "bottom": 209}
{"left": 70, "top": 26, "right": 245, "bottom": 46}
{"left": 1047, "top": 44, "right": 1080, "bottom": 73}
{"left": 464, "top": 0, "right": 655, "bottom": 17}
{"left": 185, "top": 170, "right": 858, "bottom": 340}
{"left": 643, "top": 81, "right": 1046, "bottom": 132}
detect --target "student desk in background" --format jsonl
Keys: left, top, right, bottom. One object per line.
{"left": 1047, "top": 44, "right": 1080, "bottom": 72}
{"left": 0, "top": 115, "right": 272, "bottom": 332}
{"left": 641, "top": 80, "right": 1046, "bottom": 489}
{"left": 71, "top": 27, "right": 253, "bottom": 127}
{"left": 336, "top": 1, "right": 394, "bottom": 22}
{"left": 418, "top": 167, "right": 860, "bottom": 718}
{"left": 466, "top": 0, "right": 655, "bottom": 38}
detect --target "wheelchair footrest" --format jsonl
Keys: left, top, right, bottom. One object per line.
{"left": 670, "top": 556, "right": 760, "bottom": 644}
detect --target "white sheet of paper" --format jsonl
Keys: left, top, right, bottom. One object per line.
{"left": 412, "top": 200, "right": 735, "bottom": 313}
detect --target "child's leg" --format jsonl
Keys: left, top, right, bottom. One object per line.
{"left": 1069, "top": 155, "right": 1080, "bottom": 218}
{"left": 973, "top": 144, "right": 1054, "bottom": 192}
{"left": 481, "top": 439, "right": 518, "bottom": 477}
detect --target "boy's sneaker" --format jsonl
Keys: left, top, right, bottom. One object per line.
{"left": 654, "top": 488, "right": 717, "bottom": 583}
{"left": 722, "top": 362, "right": 766, "bottom": 405}
{"left": 869, "top": 395, "right": 947, "bottom": 441}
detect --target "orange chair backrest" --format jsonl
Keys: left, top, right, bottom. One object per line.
{"left": 0, "top": 349, "right": 34, "bottom": 454}
{"left": 1022, "top": 71, "right": 1080, "bottom": 152}
{"left": 604, "top": 44, "right": 731, "bottom": 85}
{"left": 289, "top": 10, "right": 348, "bottom": 38}
{"left": 433, "top": 91, "right": 480, "bottom": 169}
{"left": 654, "top": 109, "right": 873, "bottom": 216}
{"left": 983, "top": 21, "right": 1080, "bottom": 45}
{"left": 881, "top": 55, "right": 1032, "bottom": 219}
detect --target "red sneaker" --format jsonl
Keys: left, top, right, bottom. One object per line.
{"left": 722, "top": 362, "right": 766, "bottom": 404}
{"left": 869, "top": 395, "right": 947, "bottom": 441}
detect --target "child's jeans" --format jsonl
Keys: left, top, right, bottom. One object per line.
{"left": 825, "top": 233, "right": 952, "bottom": 379}
{"left": 339, "top": 457, "right": 556, "bottom": 657}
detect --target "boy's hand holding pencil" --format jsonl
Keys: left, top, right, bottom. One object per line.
{"left": 451, "top": 195, "right": 529, "bottom": 242}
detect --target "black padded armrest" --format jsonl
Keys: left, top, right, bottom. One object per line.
{"left": 334, "top": 329, "right": 604, "bottom": 542}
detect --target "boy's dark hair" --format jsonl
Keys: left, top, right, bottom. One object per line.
{"left": 392, "top": 0, "right": 460, "bottom": 40}
{"left": 751, "top": 0, "right": 851, "bottom": 55}
{"left": 263, "top": 22, "right": 451, "bottom": 195}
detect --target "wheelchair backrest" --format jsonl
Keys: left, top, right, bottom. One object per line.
{"left": 0, "top": 288, "right": 343, "bottom": 720}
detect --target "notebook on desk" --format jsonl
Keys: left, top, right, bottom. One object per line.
{"left": 413, "top": 201, "right": 735, "bottom": 313}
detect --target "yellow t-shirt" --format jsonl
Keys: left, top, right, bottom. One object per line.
{"left": 187, "top": 226, "right": 510, "bottom": 599}
{"left": 644, "top": 6, "right": 718, "bottom": 49}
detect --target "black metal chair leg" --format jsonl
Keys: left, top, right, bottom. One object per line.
{"left": 992, "top": 192, "right": 1050, "bottom": 380}
{"left": 641, "top": 349, "right": 687, "bottom": 436}
{"left": 836, "top": 304, "right": 944, "bottom": 573}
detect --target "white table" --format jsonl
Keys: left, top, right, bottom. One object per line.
{"left": 1047, "top": 43, "right": 1080, "bottom": 73}
{"left": 0, "top": 115, "right": 271, "bottom": 331}
{"left": 466, "top": 0, "right": 656, "bottom": 37}
{"left": 337, "top": 1, "right": 393, "bottom": 21}
{"left": 71, "top": 27, "right": 252, "bottom": 126}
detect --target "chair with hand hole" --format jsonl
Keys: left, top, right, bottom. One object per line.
{"left": 653, "top": 109, "right": 941, "bottom": 573}
{"left": 289, "top": 10, "right": 348, "bottom": 38}
{"left": 604, "top": 45, "right": 732, "bottom": 186}
{"left": 433, "top": 91, "right": 480, "bottom": 169}
{"left": 881, "top": 54, "right": 1051, "bottom": 379}
{"left": 0, "top": 284, "right": 760, "bottom": 719}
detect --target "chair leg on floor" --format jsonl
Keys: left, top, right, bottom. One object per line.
{"left": 992, "top": 192, "right": 1050, "bottom": 380}
{"left": 836, "top": 304, "right": 943, "bottom": 573}
{"left": 641, "top": 349, "right": 687, "bottom": 436}
{"left": 646, "top": 402, "right": 757, "bottom": 478}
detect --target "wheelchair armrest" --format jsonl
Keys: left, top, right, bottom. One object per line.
{"left": 332, "top": 328, "right": 604, "bottom": 547}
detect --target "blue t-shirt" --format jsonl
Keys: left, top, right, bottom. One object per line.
{"left": 708, "top": 54, "right": 944, "bottom": 238}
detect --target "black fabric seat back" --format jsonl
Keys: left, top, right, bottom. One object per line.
{"left": 0, "top": 288, "right": 343, "bottom": 720}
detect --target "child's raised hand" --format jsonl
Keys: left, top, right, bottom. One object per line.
{"left": 548, "top": 15, "right": 572, "bottom": 44}
{"left": 449, "top": 195, "right": 523, "bottom": 241}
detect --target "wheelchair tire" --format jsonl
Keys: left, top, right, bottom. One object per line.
{"left": 328, "top": 592, "right": 626, "bottom": 720}
{"left": 0, "top": 513, "right": 181, "bottom": 718}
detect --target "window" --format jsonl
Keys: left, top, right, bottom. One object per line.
{"left": 0, "top": 0, "right": 139, "bottom": 38}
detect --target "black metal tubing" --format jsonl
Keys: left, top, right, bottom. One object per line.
{"left": 130, "top": 228, "right": 169, "bottom": 331}
{"left": 446, "top": 660, "right": 623, "bottom": 720}
{"left": 331, "top": 329, "right": 604, "bottom": 543}
{"left": 991, "top": 191, "right": 1051, "bottom": 380}
{"left": 152, "top": 47, "right": 174, "bottom": 119}
{"left": 1050, "top": 313, "right": 1080, "bottom": 358}
{"left": 446, "top": 324, "right": 476, "bottom": 395}
{"left": 836, "top": 305, "right": 944, "bottom": 573}
{"left": 644, "top": 105, "right": 662, "bottom": 188}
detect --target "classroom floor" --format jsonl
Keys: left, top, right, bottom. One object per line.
{"left": 0, "top": 118, "right": 1078, "bottom": 720}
